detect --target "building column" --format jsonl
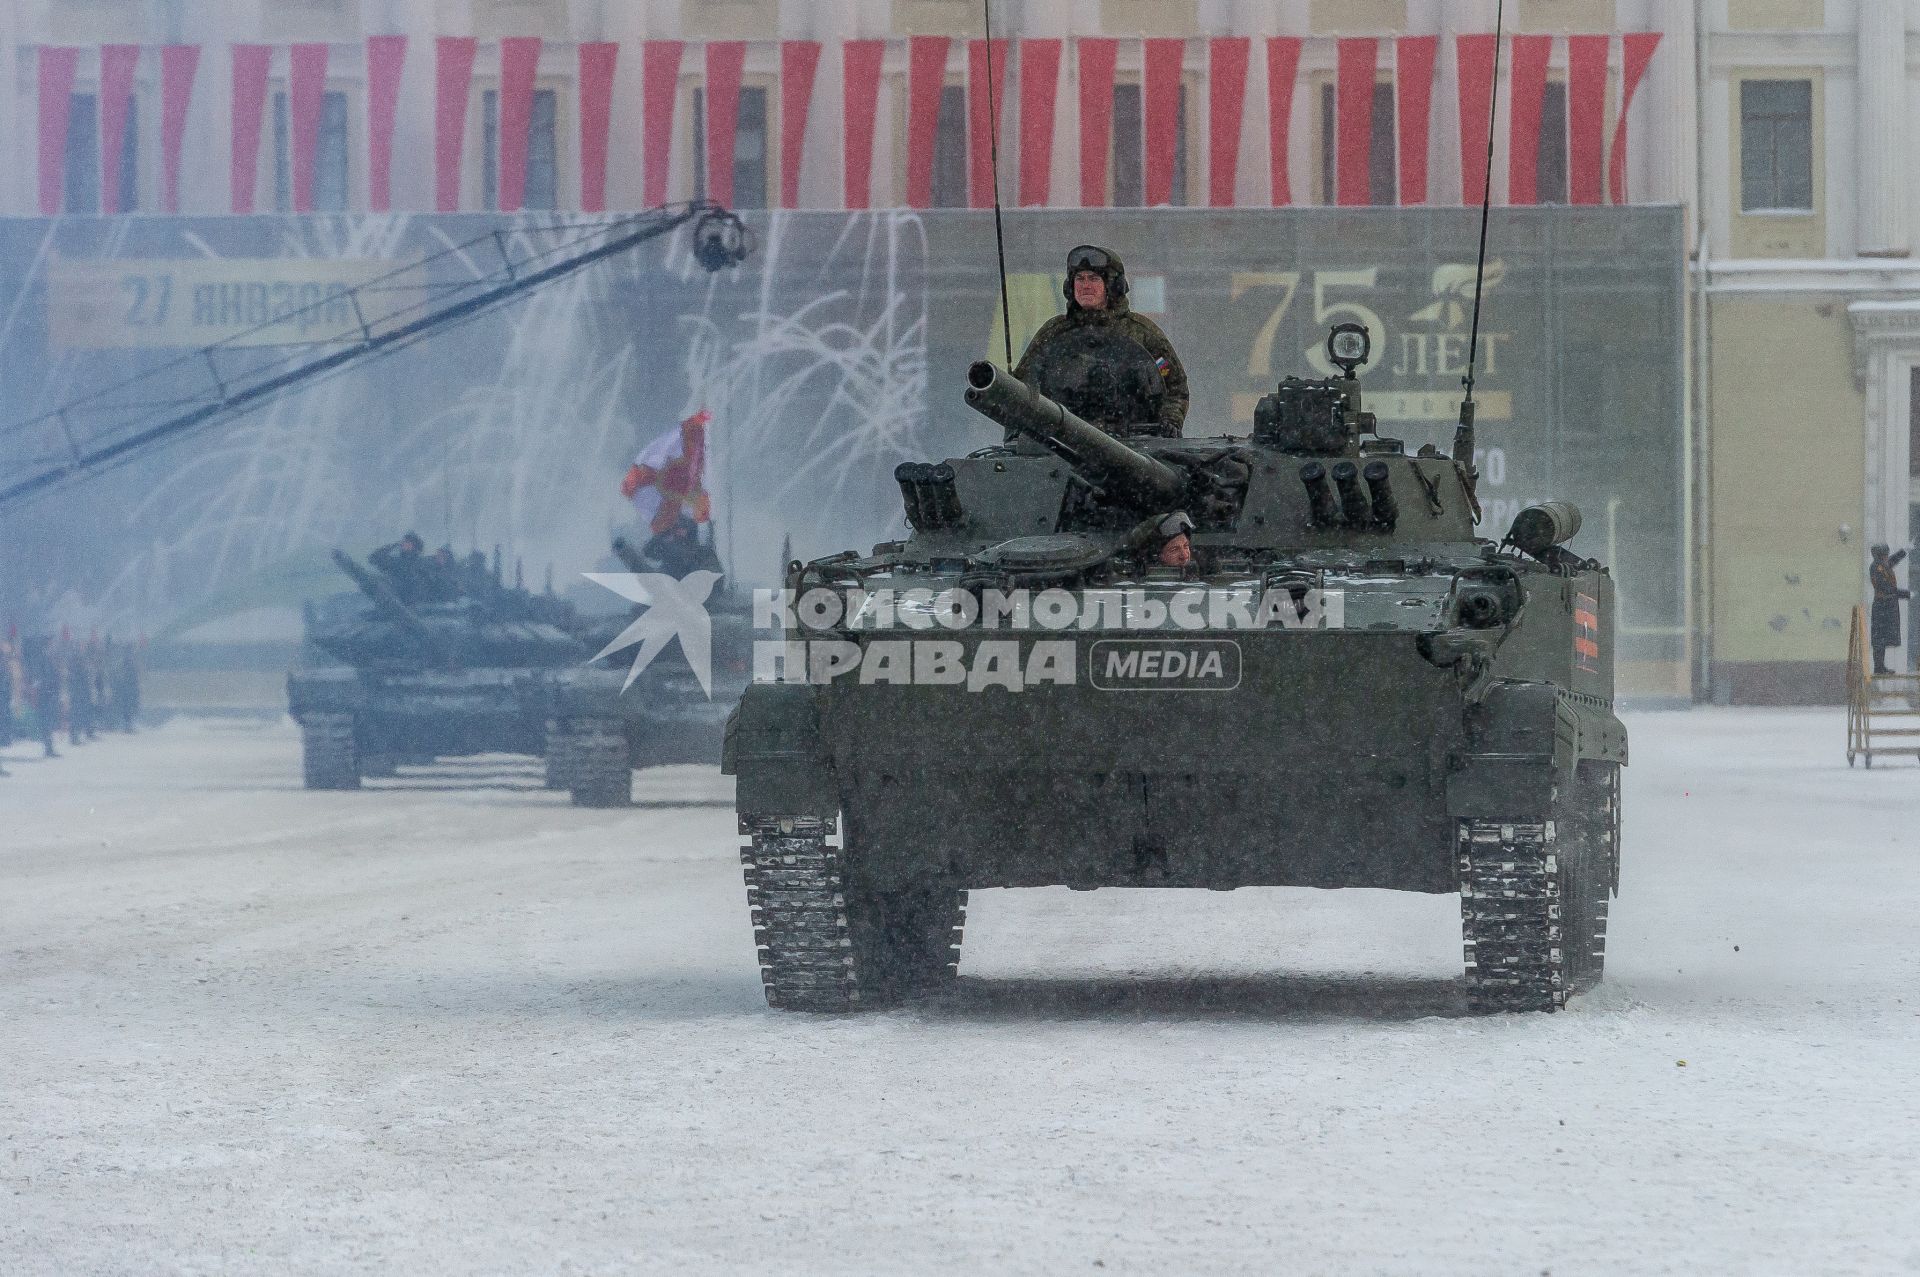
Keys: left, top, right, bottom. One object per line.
{"left": 1855, "top": 0, "right": 1908, "bottom": 256}
{"left": 1644, "top": 2, "right": 1697, "bottom": 226}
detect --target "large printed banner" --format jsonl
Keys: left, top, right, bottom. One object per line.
{"left": 49, "top": 257, "right": 414, "bottom": 348}
{"left": 0, "top": 207, "right": 1684, "bottom": 681}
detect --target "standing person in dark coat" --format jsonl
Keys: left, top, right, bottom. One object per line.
{"left": 1869, "top": 544, "right": 1910, "bottom": 675}
{"left": 106, "top": 639, "right": 139, "bottom": 731}
{"left": 25, "top": 638, "right": 58, "bottom": 758}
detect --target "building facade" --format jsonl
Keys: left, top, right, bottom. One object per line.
{"left": 1, "top": 0, "right": 1915, "bottom": 702}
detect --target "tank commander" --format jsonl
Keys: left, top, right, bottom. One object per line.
{"left": 1869, "top": 543, "right": 1910, "bottom": 675}
{"left": 368, "top": 532, "right": 429, "bottom": 603}
{"left": 1013, "top": 244, "right": 1188, "bottom": 437}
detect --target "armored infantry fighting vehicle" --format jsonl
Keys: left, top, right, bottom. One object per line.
{"left": 548, "top": 534, "right": 755, "bottom": 807}
{"left": 724, "top": 324, "right": 1626, "bottom": 1014}
{"left": 289, "top": 546, "right": 591, "bottom": 788}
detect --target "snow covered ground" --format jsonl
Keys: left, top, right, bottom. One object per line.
{"left": 2, "top": 709, "right": 1917, "bottom": 1275}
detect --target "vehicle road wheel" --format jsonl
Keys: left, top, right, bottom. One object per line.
{"left": 301, "top": 713, "right": 359, "bottom": 791}
{"left": 567, "top": 720, "right": 631, "bottom": 808}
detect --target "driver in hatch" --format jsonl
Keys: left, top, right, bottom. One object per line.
{"left": 1013, "top": 244, "right": 1189, "bottom": 438}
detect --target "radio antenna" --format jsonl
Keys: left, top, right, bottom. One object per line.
{"left": 982, "top": 0, "right": 1014, "bottom": 368}
{"left": 1455, "top": 0, "right": 1505, "bottom": 518}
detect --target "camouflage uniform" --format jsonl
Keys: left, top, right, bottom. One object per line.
{"left": 1013, "top": 247, "right": 1189, "bottom": 436}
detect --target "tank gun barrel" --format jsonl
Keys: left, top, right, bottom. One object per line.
{"left": 965, "top": 361, "right": 1187, "bottom": 509}
{"left": 332, "top": 549, "right": 454, "bottom": 663}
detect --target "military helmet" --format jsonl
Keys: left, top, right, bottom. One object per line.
{"left": 1063, "top": 244, "right": 1128, "bottom": 303}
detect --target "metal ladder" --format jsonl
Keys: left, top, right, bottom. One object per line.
{"left": 1846, "top": 605, "right": 1920, "bottom": 767}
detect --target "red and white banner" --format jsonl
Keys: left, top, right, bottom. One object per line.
{"left": 641, "top": 40, "right": 684, "bottom": 209}
{"left": 1395, "top": 35, "right": 1437, "bottom": 205}
{"left": 1208, "top": 37, "right": 1249, "bottom": 208}
{"left": 289, "top": 43, "right": 329, "bottom": 213}
{"left": 99, "top": 45, "right": 140, "bottom": 213}
{"left": 1566, "top": 34, "right": 1609, "bottom": 205}
{"left": 577, "top": 41, "right": 617, "bottom": 213}
{"left": 1266, "top": 37, "right": 1302, "bottom": 206}
{"left": 160, "top": 44, "right": 201, "bottom": 214}
{"left": 1018, "top": 39, "right": 1063, "bottom": 206}
{"left": 231, "top": 44, "right": 272, "bottom": 214}
{"left": 906, "top": 36, "right": 950, "bottom": 209}
{"left": 842, "top": 39, "right": 885, "bottom": 209}
{"left": 366, "top": 35, "right": 406, "bottom": 212}
{"left": 1143, "top": 38, "right": 1184, "bottom": 206}
{"left": 434, "top": 36, "right": 477, "bottom": 212}
{"left": 1611, "top": 33, "right": 1662, "bottom": 204}
{"left": 966, "top": 38, "right": 1008, "bottom": 209}
{"left": 1078, "top": 37, "right": 1118, "bottom": 207}
{"left": 497, "top": 37, "right": 541, "bottom": 211}
{"left": 779, "top": 40, "right": 822, "bottom": 210}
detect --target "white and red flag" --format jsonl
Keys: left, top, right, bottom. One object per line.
{"left": 620, "top": 409, "right": 712, "bottom": 534}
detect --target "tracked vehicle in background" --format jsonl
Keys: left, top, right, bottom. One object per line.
{"left": 547, "top": 535, "right": 755, "bottom": 808}
{"left": 724, "top": 324, "right": 1626, "bottom": 1014}
{"left": 288, "top": 548, "right": 590, "bottom": 789}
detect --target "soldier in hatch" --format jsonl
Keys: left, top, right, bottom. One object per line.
{"left": 368, "top": 532, "right": 429, "bottom": 603}
{"left": 1013, "top": 244, "right": 1188, "bottom": 438}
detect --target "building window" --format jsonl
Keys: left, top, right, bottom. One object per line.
{"left": 482, "top": 88, "right": 559, "bottom": 211}
{"left": 1740, "top": 78, "right": 1813, "bottom": 211}
{"left": 63, "top": 94, "right": 100, "bottom": 214}
{"left": 272, "top": 90, "right": 349, "bottom": 213}
{"left": 1319, "top": 82, "right": 1396, "bottom": 205}
{"left": 1112, "top": 82, "right": 1189, "bottom": 207}
{"left": 1537, "top": 80, "right": 1568, "bottom": 204}
{"left": 692, "top": 85, "right": 772, "bottom": 210}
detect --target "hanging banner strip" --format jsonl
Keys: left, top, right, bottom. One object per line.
{"left": 231, "top": 44, "right": 272, "bottom": 214}
{"left": 1265, "top": 37, "right": 1302, "bottom": 207}
{"left": 497, "top": 37, "right": 541, "bottom": 212}
{"left": 641, "top": 40, "right": 684, "bottom": 208}
{"left": 290, "top": 43, "right": 330, "bottom": 213}
{"left": 967, "top": 39, "right": 1009, "bottom": 209}
{"left": 1456, "top": 34, "right": 1498, "bottom": 208}
{"left": 577, "top": 42, "right": 617, "bottom": 213}
{"left": 1208, "top": 37, "right": 1249, "bottom": 207}
{"left": 1507, "top": 34, "right": 1552, "bottom": 205}
{"left": 1395, "top": 35, "right": 1437, "bottom": 206}
{"left": 1336, "top": 38, "right": 1377, "bottom": 206}
{"left": 100, "top": 46, "right": 140, "bottom": 213}
{"left": 1078, "top": 37, "right": 1118, "bottom": 207}
{"left": 842, "top": 40, "right": 885, "bottom": 210}
{"left": 906, "top": 36, "right": 950, "bottom": 209}
{"left": 705, "top": 42, "right": 747, "bottom": 208}
{"left": 1566, "top": 34, "right": 1609, "bottom": 206}
{"left": 779, "top": 41, "right": 822, "bottom": 210}
{"left": 1610, "top": 33, "right": 1662, "bottom": 204}
{"left": 1142, "top": 38, "right": 1184, "bottom": 206}
{"left": 434, "top": 37, "right": 477, "bottom": 212}
{"left": 1017, "top": 39, "right": 1062, "bottom": 206}
{"left": 38, "top": 46, "right": 80, "bottom": 215}
{"left": 366, "top": 36, "right": 406, "bottom": 212}
{"left": 160, "top": 45, "right": 201, "bottom": 214}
